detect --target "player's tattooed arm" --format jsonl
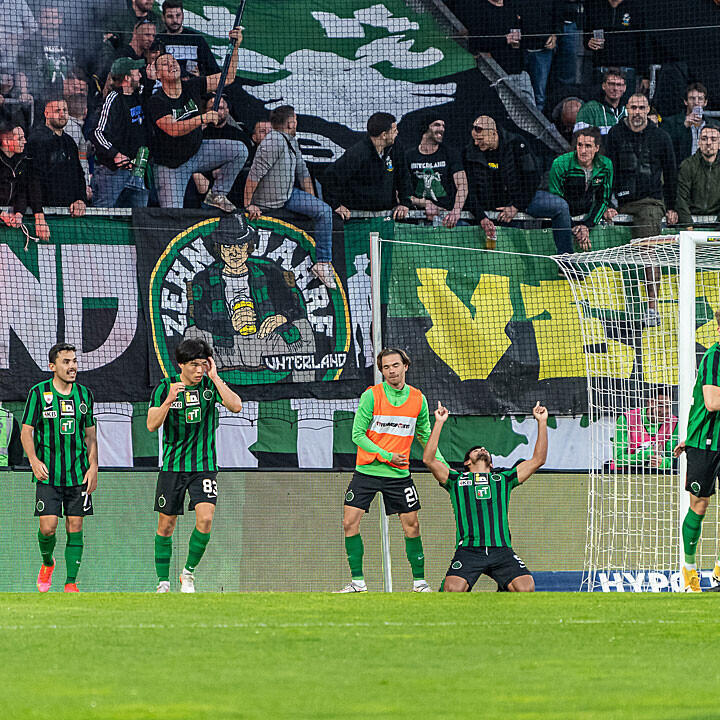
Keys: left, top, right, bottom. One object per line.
{"left": 84, "top": 424, "right": 98, "bottom": 494}
{"left": 206, "top": 356, "right": 243, "bottom": 413}
{"left": 21, "top": 424, "right": 49, "bottom": 481}
{"left": 423, "top": 402, "right": 450, "bottom": 484}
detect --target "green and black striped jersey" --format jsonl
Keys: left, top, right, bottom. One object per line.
{"left": 442, "top": 468, "right": 519, "bottom": 548}
{"left": 22, "top": 380, "right": 95, "bottom": 486}
{"left": 686, "top": 343, "right": 720, "bottom": 451}
{"left": 150, "top": 374, "right": 222, "bottom": 472}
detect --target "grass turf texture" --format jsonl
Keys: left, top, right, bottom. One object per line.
{"left": 2, "top": 593, "right": 717, "bottom": 720}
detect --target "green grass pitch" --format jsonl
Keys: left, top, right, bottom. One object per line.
{"left": 3, "top": 593, "right": 717, "bottom": 720}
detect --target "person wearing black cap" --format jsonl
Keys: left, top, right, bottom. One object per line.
{"left": 405, "top": 116, "right": 467, "bottom": 228}
{"left": 92, "top": 57, "right": 150, "bottom": 207}
{"left": 183, "top": 214, "right": 317, "bottom": 381}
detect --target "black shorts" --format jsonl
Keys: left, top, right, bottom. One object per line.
{"left": 344, "top": 470, "right": 421, "bottom": 515}
{"left": 685, "top": 446, "right": 720, "bottom": 498}
{"left": 445, "top": 546, "right": 532, "bottom": 591}
{"left": 34, "top": 482, "right": 93, "bottom": 517}
{"left": 155, "top": 471, "right": 218, "bottom": 515}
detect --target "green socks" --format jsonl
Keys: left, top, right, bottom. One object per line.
{"left": 38, "top": 530, "right": 56, "bottom": 566}
{"left": 64, "top": 531, "right": 83, "bottom": 584}
{"left": 405, "top": 535, "right": 425, "bottom": 580}
{"left": 345, "top": 534, "right": 364, "bottom": 581}
{"left": 185, "top": 528, "right": 211, "bottom": 573}
{"left": 155, "top": 534, "right": 173, "bottom": 581}
{"left": 682, "top": 508, "right": 705, "bottom": 565}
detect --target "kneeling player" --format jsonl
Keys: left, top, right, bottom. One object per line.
{"left": 423, "top": 401, "right": 548, "bottom": 592}
{"left": 147, "top": 339, "right": 242, "bottom": 593}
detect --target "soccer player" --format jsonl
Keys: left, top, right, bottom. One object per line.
{"left": 336, "top": 348, "right": 440, "bottom": 593}
{"left": 423, "top": 401, "right": 548, "bottom": 592}
{"left": 674, "top": 311, "right": 720, "bottom": 592}
{"left": 147, "top": 338, "right": 242, "bottom": 593}
{"left": 20, "top": 343, "right": 97, "bottom": 593}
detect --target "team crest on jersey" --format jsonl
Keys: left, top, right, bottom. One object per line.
{"left": 158, "top": 494, "right": 166, "bottom": 508}
{"left": 203, "top": 389, "right": 214, "bottom": 400}
{"left": 36, "top": 499, "right": 45, "bottom": 512}
{"left": 79, "top": 402, "right": 88, "bottom": 415}
{"left": 451, "top": 560, "right": 462, "bottom": 570}
{"left": 60, "top": 399, "right": 74, "bottom": 416}
{"left": 185, "top": 390, "right": 200, "bottom": 406}
{"left": 491, "top": 473, "right": 503, "bottom": 482}
{"left": 145, "top": 215, "right": 350, "bottom": 388}
{"left": 43, "top": 392, "right": 54, "bottom": 406}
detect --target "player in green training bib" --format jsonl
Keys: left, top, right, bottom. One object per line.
{"left": 674, "top": 310, "right": 720, "bottom": 592}
{"left": 20, "top": 343, "right": 98, "bottom": 593}
{"left": 423, "top": 401, "right": 548, "bottom": 592}
{"left": 147, "top": 338, "right": 243, "bottom": 593}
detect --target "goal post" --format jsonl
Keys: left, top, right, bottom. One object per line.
{"left": 562, "top": 231, "right": 720, "bottom": 591}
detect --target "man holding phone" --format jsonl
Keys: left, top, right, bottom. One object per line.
{"left": 662, "top": 83, "right": 709, "bottom": 163}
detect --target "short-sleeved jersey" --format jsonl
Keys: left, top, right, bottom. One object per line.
{"left": 150, "top": 374, "right": 222, "bottom": 472}
{"left": 686, "top": 343, "right": 720, "bottom": 451}
{"left": 22, "top": 380, "right": 95, "bottom": 486}
{"left": 442, "top": 468, "right": 519, "bottom": 548}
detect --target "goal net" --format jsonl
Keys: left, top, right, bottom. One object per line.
{"left": 560, "top": 233, "right": 720, "bottom": 592}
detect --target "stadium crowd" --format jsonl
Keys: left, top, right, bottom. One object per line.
{"left": 0, "top": 0, "right": 718, "bottom": 262}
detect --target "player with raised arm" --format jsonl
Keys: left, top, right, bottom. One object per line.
{"left": 335, "top": 348, "right": 442, "bottom": 593}
{"left": 674, "top": 310, "right": 720, "bottom": 592}
{"left": 20, "top": 343, "right": 97, "bottom": 593}
{"left": 423, "top": 401, "right": 548, "bottom": 592}
{"left": 147, "top": 338, "right": 242, "bottom": 593}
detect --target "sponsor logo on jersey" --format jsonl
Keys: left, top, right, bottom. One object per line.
{"left": 43, "top": 410, "right": 58, "bottom": 419}
{"left": 60, "top": 418, "right": 76, "bottom": 435}
{"left": 60, "top": 399, "right": 75, "bottom": 416}
{"left": 185, "top": 390, "right": 200, "bottom": 406}
{"left": 170, "top": 400, "right": 182, "bottom": 409}
{"left": 43, "top": 392, "right": 54, "bottom": 406}
{"left": 186, "top": 407, "right": 202, "bottom": 423}
{"left": 474, "top": 474, "right": 490, "bottom": 500}
{"left": 458, "top": 477, "right": 472, "bottom": 487}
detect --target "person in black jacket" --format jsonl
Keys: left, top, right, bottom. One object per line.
{"left": 92, "top": 57, "right": 150, "bottom": 207}
{"left": 0, "top": 124, "right": 50, "bottom": 241}
{"left": 463, "top": 115, "right": 573, "bottom": 252}
{"left": 27, "top": 98, "right": 87, "bottom": 216}
{"left": 159, "top": 0, "right": 220, "bottom": 78}
{"left": 322, "top": 112, "right": 410, "bottom": 220}
{"left": 606, "top": 93, "right": 678, "bottom": 326}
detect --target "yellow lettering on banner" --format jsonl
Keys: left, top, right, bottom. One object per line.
{"left": 521, "top": 274, "right": 634, "bottom": 380}
{"left": 416, "top": 269, "right": 512, "bottom": 380}
{"left": 641, "top": 275, "right": 677, "bottom": 384}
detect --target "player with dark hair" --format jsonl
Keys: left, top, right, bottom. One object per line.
{"left": 674, "top": 309, "right": 720, "bottom": 592}
{"left": 423, "top": 401, "right": 548, "bottom": 592}
{"left": 20, "top": 343, "right": 97, "bottom": 593}
{"left": 146, "top": 338, "right": 243, "bottom": 593}
{"left": 335, "top": 348, "right": 441, "bottom": 593}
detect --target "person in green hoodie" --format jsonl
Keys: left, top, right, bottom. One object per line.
{"left": 676, "top": 124, "right": 720, "bottom": 227}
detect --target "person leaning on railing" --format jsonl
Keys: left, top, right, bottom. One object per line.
{"left": 0, "top": 123, "right": 49, "bottom": 241}
{"left": 321, "top": 112, "right": 411, "bottom": 222}
{"left": 676, "top": 123, "right": 720, "bottom": 228}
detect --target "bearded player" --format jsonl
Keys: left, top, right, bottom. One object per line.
{"left": 423, "top": 401, "right": 548, "bottom": 592}
{"left": 21, "top": 343, "right": 97, "bottom": 593}
{"left": 336, "top": 348, "right": 443, "bottom": 593}
{"left": 147, "top": 338, "right": 242, "bottom": 593}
